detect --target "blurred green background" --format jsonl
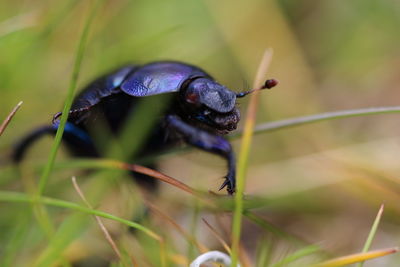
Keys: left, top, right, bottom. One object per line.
{"left": 1, "top": 0, "right": 400, "bottom": 266}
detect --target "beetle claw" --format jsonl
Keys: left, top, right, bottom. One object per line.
{"left": 218, "top": 179, "right": 229, "bottom": 191}
{"left": 219, "top": 178, "right": 235, "bottom": 195}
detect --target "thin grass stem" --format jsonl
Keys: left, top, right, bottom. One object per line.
{"left": 71, "top": 176, "right": 126, "bottom": 265}
{"left": 249, "top": 106, "right": 400, "bottom": 135}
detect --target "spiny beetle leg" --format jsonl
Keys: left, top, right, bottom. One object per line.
{"left": 166, "top": 115, "right": 236, "bottom": 194}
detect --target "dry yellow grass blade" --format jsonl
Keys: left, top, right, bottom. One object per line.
{"left": 231, "top": 48, "right": 274, "bottom": 266}
{"left": 202, "top": 218, "right": 231, "bottom": 254}
{"left": 312, "top": 247, "right": 399, "bottom": 267}
{"left": 146, "top": 201, "right": 208, "bottom": 253}
{"left": 71, "top": 176, "right": 127, "bottom": 264}
{"left": 0, "top": 101, "right": 23, "bottom": 137}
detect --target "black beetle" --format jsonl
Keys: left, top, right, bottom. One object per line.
{"left": 13, "top": 61, "right": 277, "bottom": 194}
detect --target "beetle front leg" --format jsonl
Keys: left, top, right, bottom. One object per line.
{"left": 166, "top": 115, "right": 236, "bottom": 194}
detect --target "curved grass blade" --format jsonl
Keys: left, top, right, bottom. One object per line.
{"left": 0, "top": 190, "right": 161, "bottom": 240}
{"left": 54, "top": 158, "right": 198, "bottom": 195}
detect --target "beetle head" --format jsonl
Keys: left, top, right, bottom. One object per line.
{"left": 179, "top": 77, "right": 278, "bottom": 134}
{"left": 180, "top": 78, "right": 240, "bottom": 134}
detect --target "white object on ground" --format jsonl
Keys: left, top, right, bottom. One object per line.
{"left": 190, "top": 251, "right": 240, "bottom": 267}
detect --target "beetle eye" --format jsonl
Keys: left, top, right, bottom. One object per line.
{"left": 185, "top": 92, "right": 199, "bottom": 104}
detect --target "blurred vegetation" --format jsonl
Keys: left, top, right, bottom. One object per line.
{"left": 1, "top": 0, "right": 400, "bottom": 266}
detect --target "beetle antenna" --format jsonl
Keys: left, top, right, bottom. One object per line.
{"left": 236, "top": 78, "right": 278, "bottom": 98}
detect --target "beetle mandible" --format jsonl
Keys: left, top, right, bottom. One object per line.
{"left": 13, "top": 61, "right": 278, "bottom": 194}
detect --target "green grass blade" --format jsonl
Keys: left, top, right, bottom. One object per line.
{"left": 27, "top": 1, "right": 104, "bottom": 258}
{"left": 28, "top": 0, "right": 105, "bottom": 256}
{"left": 0, "top": 190, "right": 161, "bottom": 240}
{"left": 38, "top": 0, "right": 104, "bottom": 195}
{"left": 356, "top": 204, "right": 385, "bottom": 267}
